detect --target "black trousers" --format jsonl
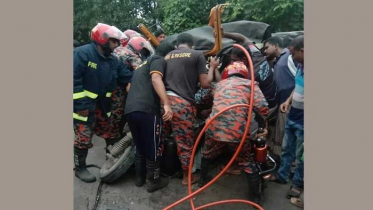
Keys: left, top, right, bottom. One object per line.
{"left": 126, "top": 111, "right": 163, "bottom": 161}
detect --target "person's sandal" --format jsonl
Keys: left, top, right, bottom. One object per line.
{"left": 182, "top": 174, "right": 200, "bottom": 185}
{"left": 290, "top": 197, "right": 304, "bottom": 208}
{"left": 286, "top": 186, "right": 301, "bottom": 199}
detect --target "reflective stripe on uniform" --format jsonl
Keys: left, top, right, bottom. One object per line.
{"left": 73, "top": 92, "right": 86, "bottom": 99}
{"left": 73, "top": 113, "right": 88, "bottom": 122}
{"left": 73, "top": 90, "right": 98, "bottom": 100}
{"left": 84, "top": 90, "right": 98, "bottom": 99}
{"left": 106, "top": 92, "right": 112, "bottom": 97}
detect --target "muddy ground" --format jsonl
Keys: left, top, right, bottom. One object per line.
{"left": 74, "top": 135, "right": 303, "bottom": 210}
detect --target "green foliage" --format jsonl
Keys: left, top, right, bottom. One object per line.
{"left": 160, "top": 0, "right": 222, "bottom": 34}
{"left": 73, "top": 0, "right": 158, "bottom": 44}
{"left": 74, "top": 0, "right": 303, "bottom": 44}
{"left": 222, "top": 0, "right": 304, "bottom": 32}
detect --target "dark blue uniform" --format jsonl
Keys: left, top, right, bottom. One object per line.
{"left": 73, "top": 42, "right": 133, "bottom": 149}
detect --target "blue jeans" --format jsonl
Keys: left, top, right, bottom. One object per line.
{"left": 276, "top": 119, "right": 304, "bottom": 189}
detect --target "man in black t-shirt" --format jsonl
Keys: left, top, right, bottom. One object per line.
{"left": 124, "top": 42, "right": 175, "bottom": 193}
{"left": 163, "top": 33, "right": 218, "bottom": 185}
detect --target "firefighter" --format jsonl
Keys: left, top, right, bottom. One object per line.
{"left": 220, "top": 28, "right": 277, "bottom": 109}
{"left": 162, "top": 33, "right": 216, "bottom": 185}
{"left": 73, "top": 23, "right": 133, "bottom": 183}
{"left": 121, "top": 29, "right": 142, "bottom": 47}
{"left": 123, "top": 29, "right": 142, "bottom": 39}
{"left": 114, "top": 36, "right": 155, "bottom": 71}
{"left": 198, "top": 61, "right": 269, "bottom": 205}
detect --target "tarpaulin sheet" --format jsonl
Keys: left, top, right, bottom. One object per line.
{"left": 162, "top": 20, "right": 272, "bottom": 53}
{"left": 272, "top": 31, "right": 304, "bottom": 39}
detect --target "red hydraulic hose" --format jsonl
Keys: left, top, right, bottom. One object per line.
{"left": 163, "top": 44, "right": 264, "bottom": 210}
{"left": 194, "top": 200, "right": 264, "bottom": 210}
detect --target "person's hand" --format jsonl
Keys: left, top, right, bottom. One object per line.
{"left": 162, "top": 105, "right": 173, "bottom": 121}
{"left": 280, "top": 101, "right": 291, "bottom": 113}
{"left": 209, "top": 57, "right": 220, "bottom": 69}
{"left": 77, "top": 109, "right": 89, "bottom": 117}
{"left": 257, "top": 128, "right": 268, "bottom": 138}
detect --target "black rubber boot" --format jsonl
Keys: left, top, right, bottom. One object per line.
{"left": 198, "top": 158, "right": 213, "bottom": 188}
{"left": 74, "top": 147, "right": 96, "bottom": 183}
{"left": 146, "top": 159, "right": 169, "bottom": 193}
{"left": 135, "top": 153, "right": 146, "bottom": 187}
{"left": 246, "top": 172, "right": 263, "bottom": 206}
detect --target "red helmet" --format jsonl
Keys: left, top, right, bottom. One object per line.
{"left": 111, "top": 26, "right": 128, "bottom": 44}
{"left": 121, "top": 30, "right": 141, "bottom": 47}
{"left": 120, "top": 37, "right": 130, "bottom": 47}
{"left": 221, "top": 61, "right": 249, "bottom": 80}
{"left": 123, "top": 30, "right": 141, "bottom": 39}
{"left": 90, "top": 23, "right": 125, "bottom": 46}
{"left": 128, "top": 36, "right": 155, "bottom": 55}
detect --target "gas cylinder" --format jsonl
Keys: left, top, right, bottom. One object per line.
{"left": 160, "top": 137, "right": 181, "bottom": 176}
{"left": 254, "top": 128, "right": 268, "bottom": 164}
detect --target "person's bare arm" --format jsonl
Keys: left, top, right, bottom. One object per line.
{"left": 280, "top": 90, "right": 295, "bottom": 113}
{"left": 198, "top": 55, "right": 219, "bottom": 89}
{"left": 151, "top": 74, "right": 170, "bottom": 105}
{"left": 214, "top": 67, "right": 221, "bottom": 82}
{"left": 252, "top": 83, "right": 270, "bottom": 137}
{"left": 288, "top": 90, "right": 295, "bottom": 103}
{"left": 223, "top": 32, "right": 252, "bottom": 44}
{"left": 148, "top": 57, "right": 172, "bottom": 121}
{"left": 151, "top": 73, "right": 172, "bottom": 121}
{"left": 198, "top": 73, "right": 211, "bottom": 89}
{"left": 126, "top": 83, "right": 131, "bottom": 93}
{"left": 199, "top": 71, "right": 213, "bottom": 89}
{"left": 214, "top": 26, "right": 253, "bottom": 44}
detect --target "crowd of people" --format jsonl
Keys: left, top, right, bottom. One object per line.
{"left": 73, "top": 22, "right": 304, "bottom": 208}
